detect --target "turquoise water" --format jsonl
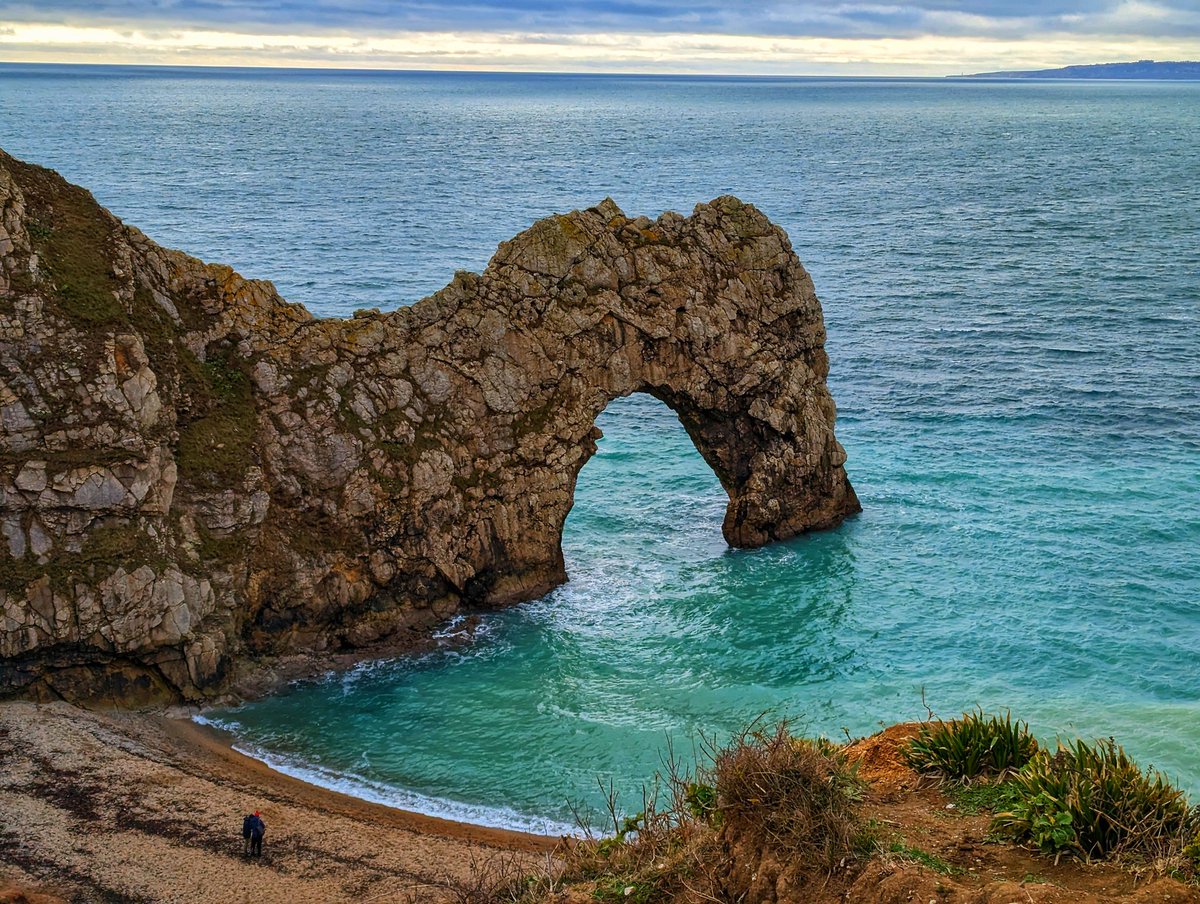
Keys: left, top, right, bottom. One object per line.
{"left": 3, "top": 66, "right": 1198, "bottom": 832}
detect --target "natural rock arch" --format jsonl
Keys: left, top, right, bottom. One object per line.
{"left": 0, "top": 150, "right": 859, "bottom": 701}
{"left": 260, "top": 196, "right": 861, "bottom": 611}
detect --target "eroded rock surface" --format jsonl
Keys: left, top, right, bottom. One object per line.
{"left": 0, "top": 148, "right": 859, "bottom": 702}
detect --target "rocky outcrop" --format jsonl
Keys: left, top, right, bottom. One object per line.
{"left": 0, "top": 148, "right": 859, "bottom": 703}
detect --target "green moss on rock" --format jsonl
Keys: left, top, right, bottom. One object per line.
{"left": 175, "top": 350, "right": 257, "bottom": 486}
{"left": 0, "top": 521, "right": 165, "bottom": 594}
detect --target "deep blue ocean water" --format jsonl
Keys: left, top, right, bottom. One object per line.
{"left": 3, "top": 65, "right": 1198, "bottom": 833}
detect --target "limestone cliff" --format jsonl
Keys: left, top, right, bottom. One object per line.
{"left": 0, "top": 148, "right": 859, "bottom": 703}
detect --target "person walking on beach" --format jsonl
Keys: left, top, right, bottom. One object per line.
{"left": 243, "top": 810, "right": 266, "bottom": 857}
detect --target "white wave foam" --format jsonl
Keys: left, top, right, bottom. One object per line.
{"left": 193, "top": 712, "right": 241, "bottom": 732}
{"left": 431, "top": 614, "right": 470, "bottom": 639}
{"left": 193, "top": 717, "right": 578, "bottom": 836}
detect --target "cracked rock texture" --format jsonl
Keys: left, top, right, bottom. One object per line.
{"left": 0, "top": 148, "right": 859, "bottom": 703}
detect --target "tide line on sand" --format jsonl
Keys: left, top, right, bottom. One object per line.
{"left": 193, "top": 714, "right": 580, "bottom": 837}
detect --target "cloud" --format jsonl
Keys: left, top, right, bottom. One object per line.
{"left": 2, "top": 21, "right": 1198, "bottom": 74}
{"left": 3, "top": 0, "right": 1199, "bottom": 38}
{"left": 0, "top": 0, "right": 1198, "bottom": 72}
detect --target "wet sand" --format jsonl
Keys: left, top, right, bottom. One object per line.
{"left": 0, "top": 701, "right": 558, "bottom": 903}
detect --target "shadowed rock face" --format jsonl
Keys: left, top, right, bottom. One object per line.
{"left": 0, "top": 148, "right": 859, "bottom": 702}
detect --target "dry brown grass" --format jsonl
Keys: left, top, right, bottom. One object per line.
{"left": 714, "top": 724, "right": 865, "bottom": 875}
{"left": 445, "top": 721, "right": 870, "bottom": 903}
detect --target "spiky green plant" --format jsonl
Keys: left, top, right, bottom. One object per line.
{"left": 903, "top": 710, "right": 1039, "bottom": 780}
{"left": 1184, "top": 828, "right": 1200, "bottom": 864}
{"left": 992, "top": 738, "right": 1194, "bottom": 861}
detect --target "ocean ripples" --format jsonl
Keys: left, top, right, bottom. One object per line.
{"left": 4, "top": 69, "right": 1195, "bottom": 828}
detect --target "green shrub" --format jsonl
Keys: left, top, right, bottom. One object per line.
{"left": 683, "top": 782, "right": 718, "bottom": 823}
{"left": 904, "top": 709, "right": 1039, "bottom": 779}
{"left": 1184, "top": 829, "right": 1200, "bottom": 864}
{"left": 595, "top": 812, "right": 645, "bottom": 858}
{"left": 992, "top": 738, "right": 1193, "bottom": 861}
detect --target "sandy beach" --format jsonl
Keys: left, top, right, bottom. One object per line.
{"left": 0, "top": 701, "right": 557, "bottom": 903}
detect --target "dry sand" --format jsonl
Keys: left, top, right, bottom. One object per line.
{"left": 0, "top": 701, "right": 558, "bottom": 903}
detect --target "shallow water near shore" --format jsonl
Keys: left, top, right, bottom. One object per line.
{"left": 4, "top": 66, "right": 1198, "bottom": 832}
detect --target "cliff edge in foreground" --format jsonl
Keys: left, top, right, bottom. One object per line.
{"left": 0, "top": 149, "right": 859, "bottom": 702}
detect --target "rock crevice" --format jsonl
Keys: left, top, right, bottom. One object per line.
{"left": 0, "top": 149, "right": 859, "bottom": 702}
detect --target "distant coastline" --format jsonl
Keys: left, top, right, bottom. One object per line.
{"left": 967, "top": 59, "right": 1200, "bottom": 79}
{"left": 7, "top": 60, "right": 1200, "bottom": 81}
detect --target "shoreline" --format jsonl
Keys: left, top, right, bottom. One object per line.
{"left": 173, "top": 713, "right": 563, "bottom": 847}
{"left": 203, "top": 730, "right": 580, "bottom": 838}
{"left": 184, "top": 613, "right": 585, "bottom": 837}
{"left": 0, "top": 700, "right": 557, "bottom": 903}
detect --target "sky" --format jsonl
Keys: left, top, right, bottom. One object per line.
{"left": 1, "top": 1, "right": 1199, "bottom": 75}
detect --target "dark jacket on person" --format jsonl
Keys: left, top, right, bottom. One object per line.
{"left": 246, "top": 815, "right": 265, "bottom": 839}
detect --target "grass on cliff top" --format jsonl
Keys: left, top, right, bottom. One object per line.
{"left": 885, "top": 840, "right": 962, "bottom": 875}
{"left": 6, "top": 155, "right": 258, "bottom": 489}
{"left": 6, "top": 153, "right": 216, "bottom": 362}
{"left": 5, "top": 154, "right": 125, "bottom": 326}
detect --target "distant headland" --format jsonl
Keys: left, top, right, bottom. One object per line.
{"left": 967, "top": 59, "right": 1200, "bottom": 79}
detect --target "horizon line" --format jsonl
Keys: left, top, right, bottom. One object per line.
{"left": 2, "top": 58, "right": 1196, "bottom": 81}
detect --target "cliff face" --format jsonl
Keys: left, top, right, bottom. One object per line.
{"left": 0, "top": 149, "right": 859, "bottom": 703}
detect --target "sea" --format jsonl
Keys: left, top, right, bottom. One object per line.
{"left": 2, "top": 64, "right": 1197, "bottom": 834}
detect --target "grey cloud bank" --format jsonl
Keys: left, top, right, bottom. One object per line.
{"left": 4, "top": 0, "right": 1199, "bottom": 38}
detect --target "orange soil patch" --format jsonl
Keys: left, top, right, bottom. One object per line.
{"left": 845, "top": 721, "right": 924, "bottom": 799}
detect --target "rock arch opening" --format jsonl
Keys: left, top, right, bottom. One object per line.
{"left": 560, "top": 393, "right": 729, "bottom": 580}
